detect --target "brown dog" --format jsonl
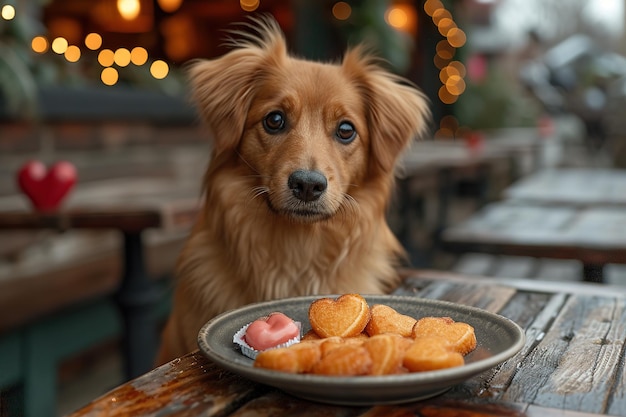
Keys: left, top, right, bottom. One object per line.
{"left": 156, "top": 17, "right": 429, "bottom": 364}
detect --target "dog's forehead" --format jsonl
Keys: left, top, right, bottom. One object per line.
{"left": 270, "top": 58, "right": 359, "bottom": 98}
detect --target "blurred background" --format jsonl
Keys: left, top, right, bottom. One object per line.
{"left": 1, "top": 0, "right": 626, "bottom": 416}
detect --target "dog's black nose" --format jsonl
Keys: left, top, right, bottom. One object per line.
{"left": 288, "top": 170, "right": 327, "bottom": 202}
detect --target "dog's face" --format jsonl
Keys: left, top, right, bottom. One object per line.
{"left": 189, "top": 18, "right": 429, "bottom": 223}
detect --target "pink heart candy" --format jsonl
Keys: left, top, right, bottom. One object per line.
{"left": 244, "top": 312, "right": 300, "bottom": 351}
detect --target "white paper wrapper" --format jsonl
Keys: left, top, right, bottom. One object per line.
{"left": 233, "top": 320, "right": 302, "bottom": 360}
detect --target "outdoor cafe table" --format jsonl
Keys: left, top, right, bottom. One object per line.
{"left": 0, "top": 177, "right": 201, "bottom": 379}
{"left": 504, "top": 168, "right": 626, "bottom": 206}
{"left": 440, "top": 200, "right": 626, "bottom": 283}
{"left": 67, "top": 269, "right": 626, "bottom": 417}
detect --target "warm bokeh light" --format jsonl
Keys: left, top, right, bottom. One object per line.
{"left": 114, "top": 48, "right": 131, "bottom": 66}
{"left": 386, "top": 7, "right": 408, "bottom": 29}
{"left": 85, "top": 33, "right": 103, "bottom": 50}
{"left": 437, "top": 17, "right": 456, "bottom": 37}
{"left": 431, "top": 8, "right": 451, "bottom": 25}
{"left": 157, "top": 0, "right": 183, "bottom": 13}
{"left": 433, "top": 54, "right": 449, "bottom": 70}
{"left": 440, "top": 115, "right": 459, "bottom": 132}
{"left": 448, "top": 60, "right": 467, "bottom": 77}
{"left": 101, "top": 67, "right": 119, "bottom": 86}
{"left": 98, "top": 49, "right": 115, "bottom": 67}
{"left": 150, "top": 60, "right": 169, "bottom": 79}
{"left": 31, "top": 36, "right": 49, "bottom": 54}
{"left": 1, "top": 4, "right": 15, "bottom": 20}
{"left": 447, "top": 28, "right": 467, "bottom": 48}
{"left": 438, "top": 85, "right": 458, "bottom": 104}
{"left": 117, "top": 0, "right": 140, "bottom": 20}
{"left": 130, "top": 46, "right": 148, "bottom": 65}
{"left": 436, "top": 40, "right": 455, "bottom": 60}
{"left": 51, "top": 37, "right": 69, "bottom": 54}
{"left": 64, "top": 45, "right": 81, "bottom": 62}
{"left": 445, "top": 75, "right": 466, "bottom": 95}
{"left": 240, "top": 0, "right": 259, "bottom": 12}
{"left": 332, "top": 2, "right": 351, "bottom": 20}
{"left": 423, "top": 0, "right": 443, "bottom": 17}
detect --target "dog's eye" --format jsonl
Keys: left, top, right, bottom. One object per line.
{"left": 263, "top": 111, "right": 286, "bottom": 133}
{"left": 336, "top": 121, "right": 356, "bottom": 144}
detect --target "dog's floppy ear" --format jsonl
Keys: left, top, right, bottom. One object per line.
{"left": 187, "top": 18, "right": 287, "bottom": 156}
{"left": 342, "top": 47, "right": 430, "bottom": 174}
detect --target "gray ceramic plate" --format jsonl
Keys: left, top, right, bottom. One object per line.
{"left": 197, "top": 295, "right": 525, "bottom": 405}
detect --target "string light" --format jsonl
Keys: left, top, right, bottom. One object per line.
{"left": 157, "top": 0, "right": 182, "bottom": 13}
{"left": 114, "top": 48, "right": 132, "bottom": 67}
{"left": 64, "top": 45, "right": 81, "bottom": 62}
{"left": 240, "top": 0, "right": 259, "bottom": 12}
{"left": 51, "top": 37, "right": 69, "bottom": 54}
{"left": 332, "top": 2, "right": 351, "bottom": 21}
{"left": 130, "top": 47, "right": 148, "bottom": 65}
{"left": 117, "top": 0, "right": 141, "bottom": 20}
{"left": 98, "top": 49, "right": 115, "bottom": 67}
{"left": 101, "top": 67, "right": 119, "bottom": 86}
{"left": 150, "top": 60, "right": 169, "bottom": 79}
{"left": 31, "top": 36, "right": 49, "bottom": 53}
{"left": 1, "top": 4, "right": 15, "bottom": 20}
{"left": 424, "top": 1, "right": 467, "bottom": 108}
{"left": 85, "top": 33, "right": 103, "bottom": 50}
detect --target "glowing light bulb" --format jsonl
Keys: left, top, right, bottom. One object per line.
{"left": 117, "top": 0, "right": 140, "bottom": 20}
{"left": 85, "top": 33, "right": 103, "bottom": 50}
{"left": 31, "top": 36, "right": 49, "bottom": 53}
{"left": 1, "top": 5, "right": 16, "bottom": 20}
{"left": 150, "top": 60, "right": 169, "bottom": 79}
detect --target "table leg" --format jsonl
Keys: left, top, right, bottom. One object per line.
{"left": 582, "top": 263, "right": 604, "bottom": 283}
{"left": 115, "top": 232, "right": 162, "bottom": 380}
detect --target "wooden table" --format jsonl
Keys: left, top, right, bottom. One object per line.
{"left": 0, "top": 177, "right": 201, "bottom": 379}
{"left": 504, "top": 168, "right": 626, "bottom": 206}
{"left": 67, "top": 269, "right": 626, "bottom": 417}
{"left": 396, "top": 134, "right": 539, "bottom": 265}
{"left": 440, "top": 200, "right": 626, "bottom": 282}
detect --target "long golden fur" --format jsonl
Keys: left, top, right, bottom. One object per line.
{"left": 156, "top": 17, "right": 429, "bottom": 364}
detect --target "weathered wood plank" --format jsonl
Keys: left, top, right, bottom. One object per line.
{"left": 503, "top": 295, "right": 626, "bottom": 414}
{"left": 415, "top": 281, "right": 516, "bottom": 313}
{"left": 67, "top": 352, "right": 267, "bottom": 417}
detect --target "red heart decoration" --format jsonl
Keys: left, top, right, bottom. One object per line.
{"left": 17, "top": 160, "right": 77, "bottom": 212}
{"left": 244, "top": 312, "right": 300, "bottom": 351}
{"left": 464, "top": 131, "right": 485, "bottom": 154}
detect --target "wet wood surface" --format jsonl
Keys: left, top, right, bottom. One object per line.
{"left": 505, "top": 168, "right": 626, "bottom": 206}
{"left": 441, "top": 201, "right": 626, "bottom": 281}
{"left": 68, "top": 269, "right": 626, "bottom": 417}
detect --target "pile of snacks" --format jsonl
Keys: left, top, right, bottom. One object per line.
{"left": 237, "top": 294, "right": 477, "bottom": 376}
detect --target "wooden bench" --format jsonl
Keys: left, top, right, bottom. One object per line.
{"left": 0, "top": 228, "right": 187, "bottom": 417}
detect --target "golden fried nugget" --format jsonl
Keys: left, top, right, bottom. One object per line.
{"left": 362, "top": 334, "right": 410, "bottom": 375}
{"left": 309, "top": 294, "right": 370, "bottom": 338}
{"left": 254, "top": 341, "right": 321, "bottom": 373}
{"left": 411, "top": 316, "right": 477, "bottom": 355}
{"left": 365, "top": 304, "right": 418, "bottom": 337}
{"left": 403, "top": 336, "right": 465, "bottom": 372}
{"left": 311, "top": 344, "right": 372, "bottom": 376}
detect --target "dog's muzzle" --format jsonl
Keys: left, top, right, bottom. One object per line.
{"left": 288, "top": 169, "right": 327, "bottom": 202}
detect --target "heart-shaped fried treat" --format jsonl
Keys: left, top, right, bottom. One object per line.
{"left": 309, "top": 294, "right": 370, "bottom": 338}
{"left": 254, "top": 341, "right": 321, "bottom": 373}
{"left": 311, "top": 344, "right": 372, "bottom": 376}
{"left": 365, "top": 304, "right": 417, "bottom": 337}
{"left": 244, "top": 312, "right": 300, "bottom": 351}
{"left": 363, "top": 334, "right": 411, "bottom": 375}
{"left": 411, "top": 316, "right": 477, "bottom": 355}
{"left": 403, "top": 336, "right": 464, "bottom": 372}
